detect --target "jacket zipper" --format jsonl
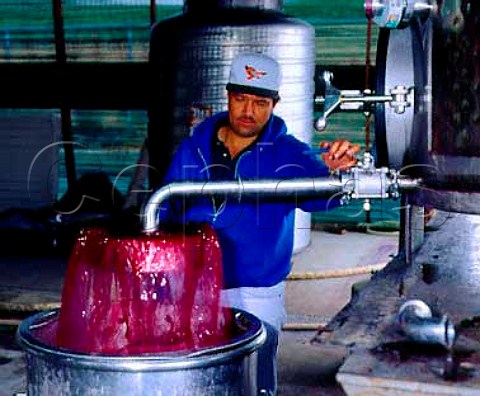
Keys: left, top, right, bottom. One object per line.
{"left": 234, "top": 150, "right": 252, "bottom": 179}
{"left": 197, "top": 148, "right": 218, "bottom": 222}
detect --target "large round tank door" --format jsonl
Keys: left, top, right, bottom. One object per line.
{"left": 313, "top": 22, "right": 426, "bottom": 170}
{"left": 374, "top": 21, "right": 428, "bottom": 169}
{"left": 375, "top": 3, "right": 480, "bottom": 214}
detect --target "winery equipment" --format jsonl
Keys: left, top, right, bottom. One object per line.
{"left": 317, "top": 0, "right": 480, "bottom": 215}
{"left": 15, "top": 1, "right": 480, "bottom": 394}
{"left": 313, "top": 1, "right": 480, "bottom": 394}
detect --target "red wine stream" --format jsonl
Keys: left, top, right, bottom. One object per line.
{"left": 34, "top": 224, "right": 232, "bottom": 355}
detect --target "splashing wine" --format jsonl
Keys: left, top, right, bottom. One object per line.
{"left": 51, "top": 223, "right": 231, "bottom": 355}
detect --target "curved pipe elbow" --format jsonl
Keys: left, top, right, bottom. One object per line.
{"left": 141, "top": 178, "right": 343, "bottom": 232}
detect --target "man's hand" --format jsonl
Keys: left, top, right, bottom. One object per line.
{"left": 320, "top": 140, "right": 361, "bottom": 172}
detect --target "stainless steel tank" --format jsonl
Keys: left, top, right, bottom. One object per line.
{"left": 17, "top": 308, "right": 265, "bottom": 395}
{"left": 148, "top": 0, "right": 316, "bottom": 251}
{"left": 374, "top": 1, "right": 480, "bottom": 214}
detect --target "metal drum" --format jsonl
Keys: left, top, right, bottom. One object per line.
{"left": 17, "top": 308, "right": 265, "bottom": 396}
{"left": 148, "top": 0, "right": 316, "bottom": 251}
{"left": 375, "top": 2, "right": 480, "bottom": 214}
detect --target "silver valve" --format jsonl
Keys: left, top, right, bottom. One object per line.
{"left": 338, "top": 152, "right": 404, "bottom": 205}
{"left": 315, "top": 72, "right": 413, "bottom": 131}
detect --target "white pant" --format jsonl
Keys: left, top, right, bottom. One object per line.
{"left": 220, "top": 282, "right": 286, "bottom": 331}
{"left": 221, "top": 282, "right": 286, "bottom": 395}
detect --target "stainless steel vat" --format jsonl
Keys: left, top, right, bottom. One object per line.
{"left": 17, "top": 308, "right": 266, "bottom": 396}
{"left": 148, "top": 0, "right": 315, "bottom": 251}
{"left": 374, "top": 2, "right": 480, "bottom": 213}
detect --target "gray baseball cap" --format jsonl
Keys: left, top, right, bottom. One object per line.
{"left": 226, "top": 53, "right": 281, "bottom": 100}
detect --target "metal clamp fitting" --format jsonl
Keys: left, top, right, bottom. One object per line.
{"left": 397, "top": 300, "right": 456, "bottom": 349}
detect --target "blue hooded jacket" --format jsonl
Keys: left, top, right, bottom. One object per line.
{"left": 160, "top": 111, "right": 339, "bottom": 289}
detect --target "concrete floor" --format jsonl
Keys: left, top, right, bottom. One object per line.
{"left": 0, "top": 229, "right": 398, "bottom": 396}
{"left": 278, "top": 229, "right": 398, "bottom": 395}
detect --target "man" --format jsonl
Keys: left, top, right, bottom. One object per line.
{"left": 160, "top": 53, "right": 359, "bottom": 395}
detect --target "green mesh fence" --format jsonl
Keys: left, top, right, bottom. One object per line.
{"left": 0, "top": 0, "right": 376, "bottom": 64}
{"left": 1, "top": 1, "right": 55, "bottom": 61}
{"left": 0, "top": 0, "right": 182, "bottom": 62}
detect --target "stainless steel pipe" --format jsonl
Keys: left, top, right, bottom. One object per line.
{"left": 142, "top": 178, "right": 343, "bottom": 232}
{"left": 396, "top": 177, "right": 422, "bottom": 191}
{"left": 142, "top": 172, "right": 422, "bottom": 232}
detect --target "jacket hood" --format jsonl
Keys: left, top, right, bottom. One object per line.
{"left": 190, "top": 111, "right": 288, "bottom": 155}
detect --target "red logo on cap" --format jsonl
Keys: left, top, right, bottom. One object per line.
{"left": 245, "top": 65, "right": 267, "bottom": 80}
